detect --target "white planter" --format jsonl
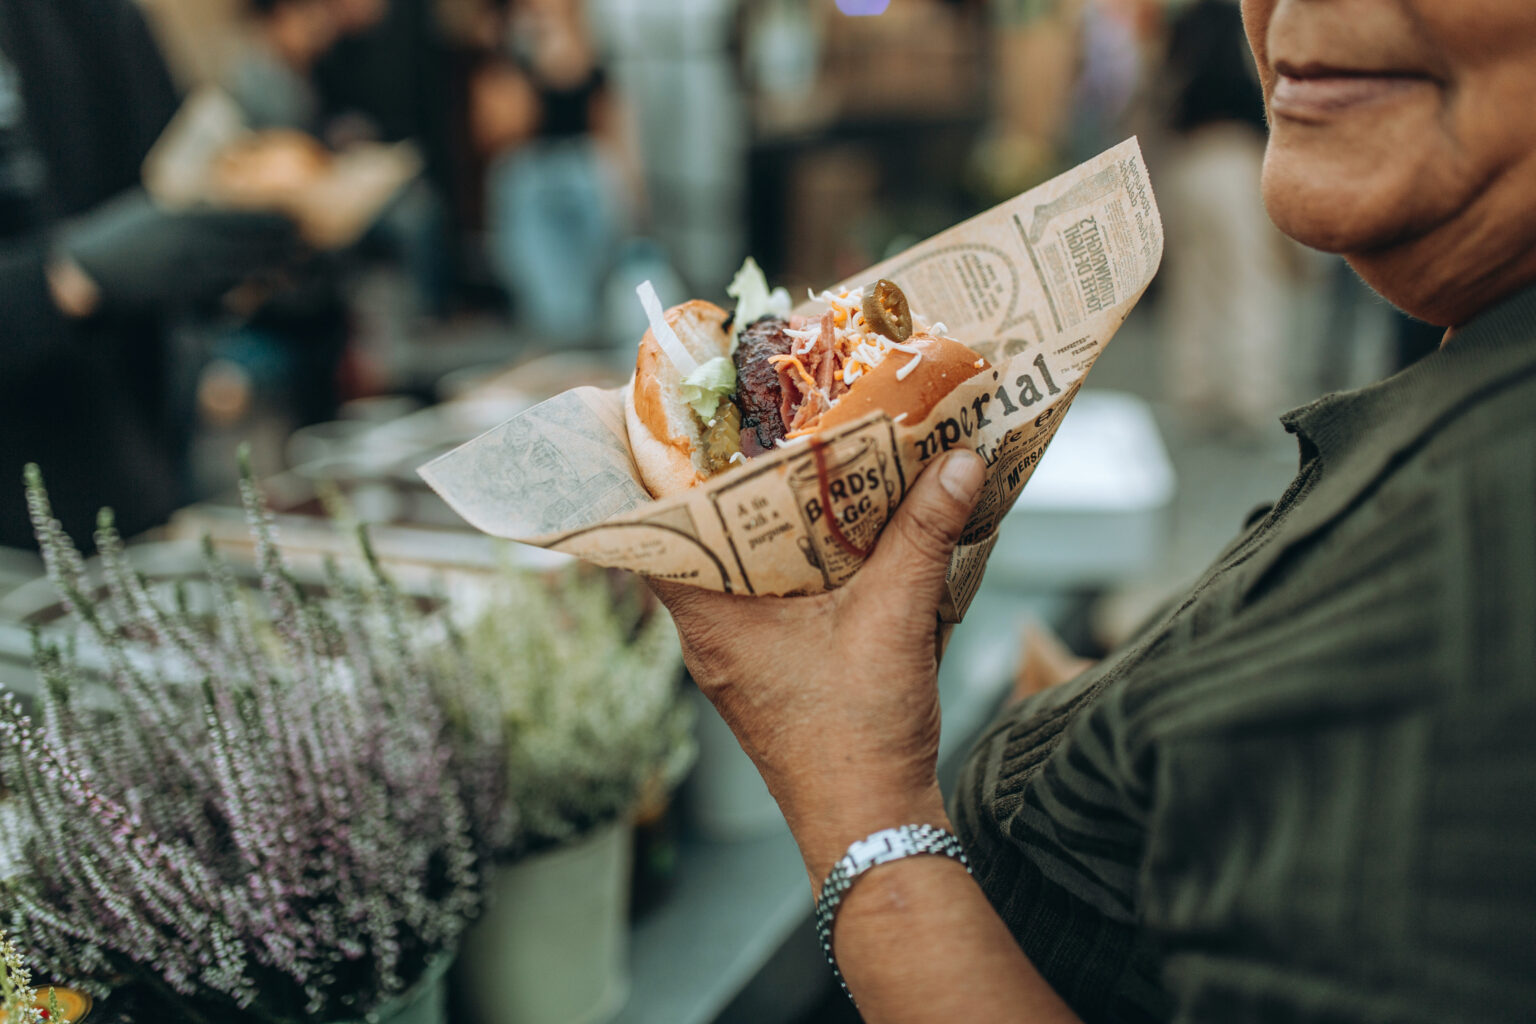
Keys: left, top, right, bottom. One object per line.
{"left": 460, "top": 822, "right": 632, "bottom": 1024}
{"left": 683, "top": 688, "right": 786, "bottom": 840}
{"left": 331, "top": 954, "right": 451, "bottom": 1024}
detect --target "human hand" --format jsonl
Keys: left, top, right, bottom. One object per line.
{"left": 54, "top": 188, "right": 298, "bottom": 317}
{"left": 650, "top": 450, "right": 986, "bottom": 883}
{"left": 1013, "top": 621, "right": 1095, "bottom": 703}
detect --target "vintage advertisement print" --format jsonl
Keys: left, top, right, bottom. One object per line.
{"left": 421, "top": 138, "right": 1164, "bottom": 621}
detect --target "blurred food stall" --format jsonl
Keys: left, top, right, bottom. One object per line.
{"left": 743, "top": 0, "right": 990, "bottom": 294}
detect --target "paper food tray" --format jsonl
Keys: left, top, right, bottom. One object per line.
{"left": 421, "top": 139, "right": 1164, "bottom": 622}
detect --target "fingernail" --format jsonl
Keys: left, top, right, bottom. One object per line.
{"left": 939, "top": 451, "right": 985, "bottom": 504}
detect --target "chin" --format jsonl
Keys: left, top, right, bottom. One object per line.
{"left": 1348, "top": 244, "right": 1518, "bottom": 328}
{"left": 1260, "top": 148, "right": 1425, "bottom": 254}
{"left": 1259, "top": 145, "right": 1487, "bottom": 324}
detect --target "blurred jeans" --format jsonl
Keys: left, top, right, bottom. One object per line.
{"left": 489, "top": 138, "right": 624, "bottom": 345}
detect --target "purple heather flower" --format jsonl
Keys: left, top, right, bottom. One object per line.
{"left": 0, "top": 464, "right": 499, "bottom": 1023}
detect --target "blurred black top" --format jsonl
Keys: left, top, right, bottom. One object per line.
{"left": 527, "top": 64, "right": 607, "bottom": 140}
{"left": 0, "top": 0, "right": 181, "bottom": 551}
{"left": 955, "top": 283, "right": 1536, "bottom": 1021}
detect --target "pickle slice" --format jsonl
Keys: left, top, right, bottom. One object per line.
{"left": 701, "top": 399, "right": 744, "bottom": 474}
{"left": 861, "top": 279, "right": 913, "bottom": 342}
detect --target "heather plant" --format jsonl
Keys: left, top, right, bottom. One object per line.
{"left": 0, "top": 464, "right": 506, "bottom": 1024}
{"left": 2, "top": 926, "right": 70, "bottom": 1024}
{"left": 454, "top": 563, "right": 694, "bottom": 856}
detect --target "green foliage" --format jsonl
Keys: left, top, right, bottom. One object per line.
{"left": 455, "top": 564, "right": 694, "bottom": 856}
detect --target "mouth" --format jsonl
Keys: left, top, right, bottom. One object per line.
{"left": 1270, "top": 61, "right": 1436, "bottom": 121}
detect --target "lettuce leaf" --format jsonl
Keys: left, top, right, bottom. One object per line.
{"left": 726, "top": 257, "right": 791, "bottom": 348}
{"left": 681, "top": 356, "right": 737, "bottom": 422}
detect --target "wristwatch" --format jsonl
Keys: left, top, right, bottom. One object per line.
{"left": 814, "top": 824, "right": 971, "bottom": 1002}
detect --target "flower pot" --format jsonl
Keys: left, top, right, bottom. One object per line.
{"left": 330, "top": 954, "right": 452, "bottom": 1024}
{"left": 460, "top": 822, "right": 632, "bottom": 1024}
{"left": 682, "top": 689, "right": 786, "bottom": 840}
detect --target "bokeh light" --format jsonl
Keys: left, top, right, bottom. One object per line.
{"left": 836, "top": 0, "right": 892, "bottom": 15}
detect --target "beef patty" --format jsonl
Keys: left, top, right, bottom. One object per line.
{"left": 733, "top": 315, "right": 793, "bottom": 451}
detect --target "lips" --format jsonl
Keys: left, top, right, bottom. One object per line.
{"left": 1270, "top": 61, "right": 1435, "bottom": 120}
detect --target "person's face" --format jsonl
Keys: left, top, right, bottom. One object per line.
{"left": 1241, "top": 0, "right": 1536, "bottom": 324}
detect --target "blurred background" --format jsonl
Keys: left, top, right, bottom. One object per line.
{"left": 0, "top": 0, "right": 1439, "bottom": 1021}
{"left": 0, "top": 0, "right": 1425, "bottom": 585}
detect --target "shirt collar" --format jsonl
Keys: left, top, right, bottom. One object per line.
{"left": 1241, "top": 283, "right": 1536, "bottom": 594}
{"left": 1282, "top": 283, "right": 1536, "bottom": 467}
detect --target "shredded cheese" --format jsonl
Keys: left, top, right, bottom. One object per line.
{"left": 782, "top": 284, "right": 959, "bottom": 400}
{"left": 896, "top": 351, "right": 923, "bottom": 381}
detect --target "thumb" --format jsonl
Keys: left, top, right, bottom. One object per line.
{"left": 859, "top": 450, "right": 986, "bottom": 607}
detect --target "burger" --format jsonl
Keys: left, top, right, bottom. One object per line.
{"left": 625, "top": 260, "right": 989, "bottom": 498}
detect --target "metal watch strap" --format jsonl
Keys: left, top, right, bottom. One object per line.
{"left": 814, "top": 824, "right": 972, "bottom": 1002}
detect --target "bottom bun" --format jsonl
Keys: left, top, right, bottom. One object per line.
{"left": 625, "top": 300, "right": 734, "bottom": 499}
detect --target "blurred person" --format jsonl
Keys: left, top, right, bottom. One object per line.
{"left": 328, "top": 0, "right": 388, "bottom": 35}
{"left": 226, "top": 0, "right": 390, "bottom": 144}
{"left": 480, "top": 0, "right": 639, "bottom": 346}
{"left": 309, "top": 0, "right": 464, "bottom": 318}
{"left": 221, "top": 0, "right": 394, "bottom": 430}
{"left": 228, "top": 0, "right": 342, "bottom": 132}
{"left": 646, "top": 1, "right": 1536, "bottom": 1022}
{"left": 1066, "top": 0, "right": 1149, "bottom": 163}
{"left": 975, "top": 0, "right": 1082, "bottom": 200}
{"left": 0, "top": 0, "right": 297, "bottom": 551}
{"left": 1157, "top": 0, "right": 1301, "bottom": 436}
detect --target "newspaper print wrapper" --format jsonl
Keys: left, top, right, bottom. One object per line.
{"left": 421, "top": 138, "right": 1163, "bottom": 622}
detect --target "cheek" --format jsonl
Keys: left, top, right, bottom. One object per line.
{"left": 1259, "top": 95, "right": 1477, "bottom": 254}
{"left": 1240, "top": 0, "right": 1274, "bottom": 79}
{"left": 1444, "top": 61, "right": 1536, "bottom": 191}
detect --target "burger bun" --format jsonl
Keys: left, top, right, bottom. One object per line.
{"left": 811, "top": 334, "right": 987, "bottom": 434}
{"left": 625, "top": 300, "right": 733, "bottom": 498}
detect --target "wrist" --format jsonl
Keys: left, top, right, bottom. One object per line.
{"left": 791, "top": 782, "right": 952, "bottom": 887}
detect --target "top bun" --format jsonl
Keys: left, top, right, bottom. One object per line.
{"left": 811, "top": 333, "right": 987, "bottom": 434}
{"left": 625, "top": 300, "right": 733, "bottom": 498}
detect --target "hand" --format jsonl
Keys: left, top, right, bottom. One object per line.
{"left": 650, "top": 450, "right": 987, "bottom": 883}
{"left": 54, "top": 188, "right": 298, "bottom": 316}
{"left": 1013, "top": 621, "right": 1096, "bottom": 703}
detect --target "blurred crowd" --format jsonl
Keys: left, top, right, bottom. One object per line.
{"left": 0, "top": 0, "right": 1417, "bottom": 557}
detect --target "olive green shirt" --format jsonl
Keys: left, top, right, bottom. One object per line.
{"left": 955, "top": 285, "right": 1536, "bottom": 1022}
